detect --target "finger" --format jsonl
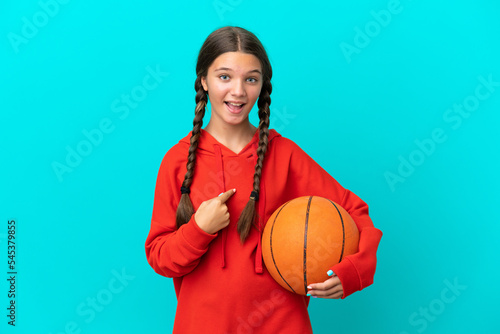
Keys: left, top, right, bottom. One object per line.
{"left": 327, "top": 270, "right": 337, "bottom": 279}
{"left": 217, "top": 188, "right": 236, "bottom": 203}
{"left": 308, "top": 283, "right": 343, "bottom": 298}
{"left": 317, "top": 290, "right": 343, "bottom": 299}
{"left": 307, "top": 277, "right": 342, "bottom": 296}
{"left": 309, "top": 290, "right": 343, "bottom": 299}
{"left": 307, "top": 284, "right": 340, "bottom": 295}
{"left": 308, "top": 277, "right": 341, "bottom": 290}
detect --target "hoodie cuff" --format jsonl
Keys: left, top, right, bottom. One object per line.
{"left": 330, "top": 257, "right": 361, "bottom": 299}
{"left": 180, "top": 214, "right": 218, "bottom": 252}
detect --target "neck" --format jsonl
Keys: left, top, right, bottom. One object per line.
{"left": 204, "top": 121, "right": 258, "bottom": 153}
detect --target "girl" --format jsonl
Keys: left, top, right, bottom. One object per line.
{"left": 145, "top": 26, "right": 382, "bottom": 333}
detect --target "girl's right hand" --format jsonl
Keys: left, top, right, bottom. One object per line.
{"left": 194, "top": 189, "right": 236, "bottom": 234}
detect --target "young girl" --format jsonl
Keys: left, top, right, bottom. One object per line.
{"left": 145, "top": 26, "right": 383, "bottom": 333}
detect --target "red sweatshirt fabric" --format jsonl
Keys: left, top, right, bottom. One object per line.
{"left": 145, "top": 128, "right": 383, "bottom": 333}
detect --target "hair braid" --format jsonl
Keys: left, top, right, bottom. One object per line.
{"left": 179, "top": 26, "right": 273, "bottom": 238}
{"left": 237, "top": 79, "right": 272, "bottom": 242}
{"left": 175, "top": 77, "right": 207, "bottom": 228}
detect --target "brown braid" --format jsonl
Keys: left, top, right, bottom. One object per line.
{"left": 237, "top": 79, "right": 272, "bottom": 242}
{"left": 175, "top": 77, "right": 208, "bottom": 228}
{"left": 176, "top": 26, "right": 273, "bottom": 239}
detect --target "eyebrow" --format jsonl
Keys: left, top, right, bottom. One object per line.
{"left": 214, "top": 67, "right": 262, "bottom": 74}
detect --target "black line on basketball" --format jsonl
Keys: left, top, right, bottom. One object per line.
{"left": 327, "top": 199, "right": 345, "bottom": 262}
{"left": 303, "top": 196, "right": 313, "bottom": 295}
{"left": 269, "top": 200, "right": 296, "bottom": 293}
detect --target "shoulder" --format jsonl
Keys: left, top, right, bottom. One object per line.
{"left": 268, "top": 131, "right": 321, "bottom": 171}
{"left": 158, "top": 133, "right": 191, "bottom": 171}
{"left": 268, "top": 130, "right": 304, "bottom": 154}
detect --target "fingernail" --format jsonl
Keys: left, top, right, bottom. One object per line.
{"left": 312, "top": 296, "right": 318, "bottom": 298}
{"left": 327, "top": 270, "right": 334, "bottom": 276}
{"left": 233, "top": 188, "right": 236, "bottom": 192}
{"left": 307, "top": 285, "right": 312, "bottom": 289}
{"left": 306, "top": 293, "right": 311, "bottom": 297}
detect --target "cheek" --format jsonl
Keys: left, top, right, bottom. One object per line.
{"left": 209, "top": 82, "right": 229, "bottom": 98}
{"left": 250, "top": 86, "right": 263, "bottom": 101}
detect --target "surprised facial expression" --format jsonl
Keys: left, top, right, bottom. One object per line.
{"left": 201, "top": 52, "right": 263, "bottom": 127}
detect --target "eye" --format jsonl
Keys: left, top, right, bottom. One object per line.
{"left": 247, "top": 77, "right": 258, "bottom": 83}
{"left": 219, "top": 75, "right": 229, "bottom": 80}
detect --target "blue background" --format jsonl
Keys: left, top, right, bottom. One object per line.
{"left": 1, "top": 0, "right": 499, "bottom": 333}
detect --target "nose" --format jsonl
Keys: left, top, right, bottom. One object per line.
{"left": 230, "top": 79, "right": 246, "bottom": 97}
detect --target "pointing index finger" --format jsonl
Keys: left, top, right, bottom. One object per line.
{"left": 218, "top": 188, "right": 236, "bottom": 203}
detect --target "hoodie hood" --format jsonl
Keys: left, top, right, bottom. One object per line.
{"left": 179, "top": 128, "right": 282, "bottom": 274}
{"left": 179, "top": 128, "right": 281, "bottom": 157}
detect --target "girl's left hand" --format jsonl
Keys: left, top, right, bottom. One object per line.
{"left": 307, "top": 271, "right": 343, "bottom": 299}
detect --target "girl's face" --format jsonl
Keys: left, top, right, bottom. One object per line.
{"left": 201, "top": 51, "right": 263, "bottom": 128}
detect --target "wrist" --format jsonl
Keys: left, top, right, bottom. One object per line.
{"left": 194, "top": 212, "right": 215, "bottom": 234}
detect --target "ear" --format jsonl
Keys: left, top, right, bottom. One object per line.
{"left": 201, "top": 76, "right": 208, "bottom": 92}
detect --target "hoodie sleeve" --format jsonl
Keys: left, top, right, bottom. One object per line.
{"left": 284, "top": 139, "right": 383, "bottom": 298}
{"left": 145, "top": 149, "right": 217, "bottom": 278}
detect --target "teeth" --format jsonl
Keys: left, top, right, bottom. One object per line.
{"left": 227, "top": 102, "right": 243, "bottom": 107}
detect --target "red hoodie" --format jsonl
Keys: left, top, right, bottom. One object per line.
{"left": 145, "top": 129, "right": 382, "bottom": 333}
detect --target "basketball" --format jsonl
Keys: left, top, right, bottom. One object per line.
{"left": 261, "top": 196, "right": 360, "bottom": 295}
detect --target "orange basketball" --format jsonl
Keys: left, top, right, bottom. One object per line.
{"left": 262, "top": 196, "right": 359, "bottom": 295}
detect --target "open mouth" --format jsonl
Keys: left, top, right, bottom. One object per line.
{"left": 225, "top": 101, "right": 246, "bottom": 113}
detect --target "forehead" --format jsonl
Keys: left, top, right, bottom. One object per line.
{"left": 209, "top": 51, "right": 262, "bottom": 73}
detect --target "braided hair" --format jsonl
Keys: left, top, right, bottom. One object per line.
{"left": 176, "top": 26, "right": 273, "bottom": 243}
{"left": 175, "top": 76, "right": 207, "bottom": 228}
{"left": 236, "top": 79, "right": 271, "bottom": 242}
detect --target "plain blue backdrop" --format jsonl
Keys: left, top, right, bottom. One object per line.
{"left": 1, "top": 0, "right": 499, "bottom": 333}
